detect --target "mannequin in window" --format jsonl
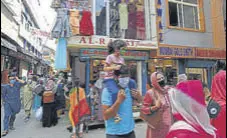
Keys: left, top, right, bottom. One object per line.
{"left": 118, "top": 0, "right": 128, "bottom": 39}
{"left": 136, "top": 0, "right": 146, "bottom": 40}
{"left": 126, "top": 0, "right": 137, "bottom": 39}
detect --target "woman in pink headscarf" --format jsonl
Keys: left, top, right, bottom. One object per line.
{"left": 166, "top": 80, "right": 218, "bottom": 138}
{"left": 141, "top": 72, "right": 172, "bottom": 138}
{"left": 210, "top": 70, "right": 226, "bottom": 138}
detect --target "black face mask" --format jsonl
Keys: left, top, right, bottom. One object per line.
{"left": 158, "top": 80, "right": 166, "bottom": 87}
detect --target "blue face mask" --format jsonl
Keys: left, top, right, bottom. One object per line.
{"left": 10, "top": 79, "right": 16, "bottom": 85}
{"left": 118, "top": 77, "right": 130, "bottom": 88}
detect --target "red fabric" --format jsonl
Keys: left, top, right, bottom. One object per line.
{"left": 72, "top": 98, "right": 90, "bottom": 125}
{"left": 141, "top": 90, "right": 153, "bottom": 115}
{"left": 166, "top": 129, "right": 218, "bottom": 138}
{"left": 176, "top": 80, "right": 206, "bottom": 106}
{"left": 136, "top": 11, "right": 145, "bottom": 40}
{"left": 211, "top": 70, "right": 226, "bottom": 138}
{"left": 80, "top": 10, "right": 94, "bottom": 36}
{"left": 211, "top": 71, "right": 226, "bottom": 106}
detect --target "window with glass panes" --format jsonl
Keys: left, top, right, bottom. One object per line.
{"left": 168, "top": 0, "right": 200, "bottom": 30}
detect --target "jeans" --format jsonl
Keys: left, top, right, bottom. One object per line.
{"left": 106, "top": 131, "right": 136, "bottom": 138}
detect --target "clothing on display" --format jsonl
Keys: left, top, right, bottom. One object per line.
{"left": 118, "top": 2, "right": 128, "bottom": 30}
{"left": 69, "top": 10, "right": 80, "bottom": 35}
{"left": 126, "top": 2, "right": 137, "bottom": 39}
{"left": 136, "top": 10, "right": 146, "bottom": 40}
{"left": 51, "top": 8, "right": 72, "bottom": 38}
{"left": 80, "top": 10, "right": 94, "bottom": 36}
{"left": 96, "top": 7, "right": 106, "bottom": 36}
{"left": 110, "top": 0, "right": 121, "bottom": 38}
{"left": 55, "top": 38, "right": 67, "bottom": 70}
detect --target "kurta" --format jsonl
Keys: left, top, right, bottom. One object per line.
{"left": 23, "top": 82, "right": 36, "bottom": 114}
{"left": 141, "top": 90, "right": 172, "bottom": 138}
{"left": 70, "top": 10, "right": 80, "bottom": 35}
{"left": 118, "top": 3, "right": 128, "bottom": 30}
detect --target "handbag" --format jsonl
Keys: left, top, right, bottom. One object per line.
{"left": 207, "top": 98, "right": 221, "bottom": 119}
{"left": 140, "top": 90, "right": 163, "bottom": 129}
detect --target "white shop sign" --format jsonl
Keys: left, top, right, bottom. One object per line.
{"left": 67, "top": 36, "right": 157, "bottom": 49}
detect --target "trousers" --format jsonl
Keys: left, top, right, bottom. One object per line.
{"left": 3, "top": 103, "right": 16, "bottom": 131}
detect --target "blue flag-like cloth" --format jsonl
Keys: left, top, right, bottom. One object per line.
{"left": 55, "top": 38, "right": 67, "bottom": 70}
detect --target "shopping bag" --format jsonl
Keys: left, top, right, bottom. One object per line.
{"left": 35, "top": 106, "right": 43, "bottom": 121}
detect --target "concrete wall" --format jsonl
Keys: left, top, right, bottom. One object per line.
{"left": 161, "top": 0, "right": 214, "bottom": 48}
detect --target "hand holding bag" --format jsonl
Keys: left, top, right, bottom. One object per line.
{"left": 140, "top": 90, "right": 163, "bottom": 129}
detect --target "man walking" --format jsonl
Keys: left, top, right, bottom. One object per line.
{"left": 1, "top": 74, "right": 26, "bottom": 136}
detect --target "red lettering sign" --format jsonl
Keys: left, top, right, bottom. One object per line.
{"left": 196, "top": 49, "right": 226, "bottom": 59}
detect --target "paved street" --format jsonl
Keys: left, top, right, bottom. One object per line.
{"left": 1, "top": 107, "right": 147, "bottom": 138}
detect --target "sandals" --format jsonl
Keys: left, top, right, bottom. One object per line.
{"left": 1, "top": 131, "right": 8, "bottom": 137}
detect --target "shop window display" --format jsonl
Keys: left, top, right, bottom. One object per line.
{"left": 109, "top": 0, "right": 146, "bottom": 40}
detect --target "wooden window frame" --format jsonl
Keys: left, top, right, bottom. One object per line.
{"left": 166, "top": 0, "right": 205, "bottom": 32}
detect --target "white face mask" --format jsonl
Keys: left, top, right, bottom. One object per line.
{"left": 118, "top": 77, "right": 130, "bottom": 88}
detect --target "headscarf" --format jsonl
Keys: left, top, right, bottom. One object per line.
{"left": 150, "top": 72, "right": 165, "bottom": 92}
{"left": 45, "top": 78, "right": 55, "bottom": 91}
{"left": 211, "top": 70, "right": 226, "bottom": 106}
{"left": 178, "top": 74, "right": 187, "bottom": 83}
{"left": 168, "top": 80, "right": 217, "bottom": 137}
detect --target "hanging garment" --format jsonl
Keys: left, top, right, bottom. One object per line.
{"left": 126, "top": 3, "right": 137, "bottom": 39}
{"left": 68, "top": 87, "right": 90, "bottom": 127}
{"left": 80, "top": 10, "right": 94, "bottom": 36}
{"left": 51, "top": 8, "right": 72, "bottom": 38}
{"left": 96, "top": 7, "right": 106, "bottom": 36}
{"left": 118, "top": 3, "right": 128, "bottom": 30}
{"left": 109, "top": 0, "right": 121, "bottom": 38}
{"left": 136, "top": 11, "right": 146, "bottom": 40}
{"left": 70, "top": 10, "right": 80, "bottom": 35}
{"left": 55, "top": 38, "right": 67, "bottom": 70}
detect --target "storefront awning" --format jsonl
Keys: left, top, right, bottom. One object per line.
{"left": 1, "top": 38, "right": 17, "bottom": 52}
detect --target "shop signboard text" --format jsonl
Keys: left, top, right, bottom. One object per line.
{"left": 80, "top": 49, "right": 149, "bottom": 60}
{"left": 158, "top": 46, "right": 195, "bottom": 58}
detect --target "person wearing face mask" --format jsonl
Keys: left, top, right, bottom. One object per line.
{"left": 1, "top": 74, "right": 26, "bottom": 137}
{"left": 141, "top": 72, "right": 172, "bottom": 138}
{"left": 23, "top": 75, "right": 37, "bottom": 122}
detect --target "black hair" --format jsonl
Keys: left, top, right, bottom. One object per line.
{"left": 90, "top": 80, "right": 96, "bottom": 85}
{"left": 80, "top": 82, "right": 86, "bottom": 89}
{"left": 107, "top": 40, "right": 127, "bottom": 55}
{"left": 216, "top": 60, "right": 226, "bottom": 72}
{"left": 114, "top": 65, "right": 130, "bottom": 77}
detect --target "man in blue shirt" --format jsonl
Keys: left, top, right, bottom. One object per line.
{"left": 1, "top": 75, "right": 26, "bottom": 137}
{"left": 102, "top": 66, "right": 142, "bottom": 138}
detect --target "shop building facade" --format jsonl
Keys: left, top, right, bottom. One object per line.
{"left": 1, "top": 0, "right": 48, "bottom": 78}
{"left": 151, "top": 0, "right": 226, "bottom": 89}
